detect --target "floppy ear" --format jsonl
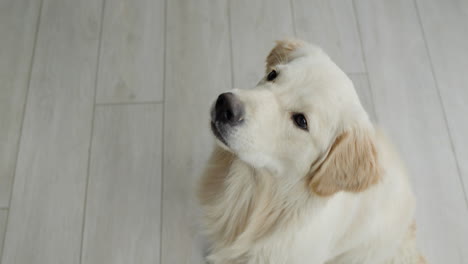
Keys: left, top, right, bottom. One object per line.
{"left": 266, "top": 39, "right": 304, "bottom": 73}
{"left": 309, "top": 128, "right": 381, "bottom": 196}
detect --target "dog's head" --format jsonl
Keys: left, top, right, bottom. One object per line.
{"left": 210, "top": 39, "right": 380, "bottom": 196}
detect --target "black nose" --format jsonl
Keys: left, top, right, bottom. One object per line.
{"left": 214, "top": 92, "right": 245, "bottom": 125}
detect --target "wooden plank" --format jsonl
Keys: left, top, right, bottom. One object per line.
{"left": 1, "top": 0, "right": 102, "bottom": 263}
{"left": 292, "top": 0, "right": 365, "bottom": 73}
{"left": 81, "top": 104, "right": 162, "bottom": 264}
{"left": 0, "top": 210, "right": 7, "bottom": 260}
{"left": 354, "top": 1, "right": 468, "bottom": 263}
{"left": 229, "top": 0, "right": 295, "bottom": 89}
{"left": 348, "top": 73, "right": 377, "bottom": 122}
{"left": 162, "top": 0, "right": 231, "bottom": 263}
{"left": 96, "top": 0, "right": 164, "bottom": 103}
{"left": 0, "top": 0, "right": 42, "bottom": 208}
{"left": 416, "top": 0, "right": 468, "bottom": 205}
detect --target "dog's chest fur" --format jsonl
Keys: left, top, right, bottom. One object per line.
{"left": 198, "top": 148, "right": 350, "bottom": 262}
{"left": 199, "top": 144, "right": 415, "bottom": 264}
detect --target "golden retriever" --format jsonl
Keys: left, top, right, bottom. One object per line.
{"left": 198, "top": 39, "right": 425, "bottom": 264}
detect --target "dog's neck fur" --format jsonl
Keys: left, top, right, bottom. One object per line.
{"left": 198, "top": 147, "right": 320, "bottom": 259}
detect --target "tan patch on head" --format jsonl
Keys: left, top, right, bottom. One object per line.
{"left": 309, "top": 128, "right": 381, "bottom": 196}
{"left": 266, "top": 39, "right": 304, "bottom": 72}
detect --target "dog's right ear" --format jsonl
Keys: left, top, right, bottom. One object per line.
{"left": 265, "top": 39, "right": 305, "bottom": 73}
{"left": 308, "top": 127, "right": 381, "bottom": 196}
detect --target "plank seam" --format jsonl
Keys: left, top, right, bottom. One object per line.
{"left": 96, "top": 101, "right": 164, "bottom": 106}
{"left": 351, "top": 0, "right": 379, "bottom": 123}
{"left": 413, "top": 0, "right": 468, "bottom": 209}
{"left": 0, "top": 0, "right": 44, "bottom": 261}
{"left": 289, "top": 0, "right": 298, "bottom": 37}
{"left": 227, "top": 0, "right": 235, "bottom": 89}
{"left": 159, "top": 0, "right": 168, "bottom": 262}
{"left": 78, "top": 0, "right": 107, "bottom": 262}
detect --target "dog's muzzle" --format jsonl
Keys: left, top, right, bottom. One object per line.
{"left": 210, "top": 92, "right": 245, "bottom": 144}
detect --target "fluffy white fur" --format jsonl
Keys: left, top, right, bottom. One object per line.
{"left": 199, "top": 40, "right": 425, "bottom": 264}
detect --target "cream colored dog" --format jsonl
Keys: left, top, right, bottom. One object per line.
{"left": 199, "top": 39, "right": 425, "bottom": 264}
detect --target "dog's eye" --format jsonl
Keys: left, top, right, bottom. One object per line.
{"left": 292, "top": 113, "right": 308, "bottom": 130}
{"left": 267, "top": 70, "right": 278, "bottom": 81}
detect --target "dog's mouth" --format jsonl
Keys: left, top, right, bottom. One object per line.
{"left": 211, "top": 121, "right": 229, "bottom": 147}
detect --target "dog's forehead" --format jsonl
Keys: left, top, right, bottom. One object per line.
{"left": 271, "top": 67, "right": 353, "bottom": 121}
{"left": 271, "top": 86, "right": 316, "bottom": 115}
{"left": 274, "top": 63, "right": 327, "bottom": 97}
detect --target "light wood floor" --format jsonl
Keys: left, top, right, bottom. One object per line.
{"left": 1, "top": 0, "right": 467, "bottom": 263}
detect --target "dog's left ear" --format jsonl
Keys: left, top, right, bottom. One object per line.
{"left": 309, "top": 127, "right": 381, "bottom": 196}
{"left": 265, "top": 39, "right": 304, "bottom": 73}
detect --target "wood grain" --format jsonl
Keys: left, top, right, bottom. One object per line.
{"left": 96, "top": 0, "right": 164, "bottom": 103}
{"left": 292, "top": 0, "right": 365, "bottom": 73}
{"left": 162, "top": 0, "right": 231, "bottom": 262}
{"left": 81, "top": 104, "right": 162, "bottom": 264}
{"left": 0, "top": 0, "right": 42, "bottom": 208}
{"left": 355, "top": 1, "right": 468, "bottom": 262}
{"left": 229, "top": 0, "right": 295, "bottom": 89}
{"left": 1, "top": 0, "right": 102, "bottom": 263}
{"left": 416, "top": 0, "right": 468, "bottom": 206}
